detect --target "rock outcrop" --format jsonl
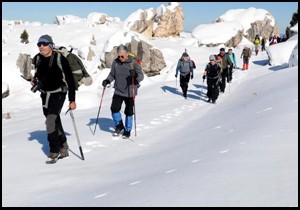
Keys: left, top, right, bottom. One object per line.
{"left": 99, "top": 31, "right": 166, "bottom": 77}
{"left": 123, "top": 2, "right": 184, "bottom": 38}
{"left": 16, "top": 53, "right": 33, "bottom": 81}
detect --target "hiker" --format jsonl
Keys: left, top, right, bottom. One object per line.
{"left": 175, "top": 52, "right": 194, "bottom": 99}
{"left": 261, "top": 37, "right": 266, "bottom": 51}
{"left": 31, "top": 34, "right": 76, "bottom": 160}
{"left": 269, "top": 35, "right": 277, "bottom": 45}
{"left": 102, "top": 45, "right": 144, "bottom": 139}
{"left": 202, "top": 55, "right": 221, "bottom": 104}
{"left": 254, "top": 34, "right": 261, "bottom": 55}
{"left": 227, "top": 48, "right": 236, "bottom": 82}
{"left": 217, "top": 48, "right": 232, "bottom": 93}
{"left": 240, "top": 45, "right": 251, "bottom": 70}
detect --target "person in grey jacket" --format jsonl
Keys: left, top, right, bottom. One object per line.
{"left": 102, "top": 45, "right": 144, "bottom": 138}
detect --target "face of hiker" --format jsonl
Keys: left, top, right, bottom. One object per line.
{"left": 117, "top": 50, "right": 129, "bottom": 62}
{"left": 37, "top": 42, "right": 52, "bottom": 57}
{"left": 220, "top": 50, "right": 225, "bottom": 56}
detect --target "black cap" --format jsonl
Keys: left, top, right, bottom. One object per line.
{"left": 220, "top": 48, "right": 225, "bottom": 52}
{"left": 182, "top": 52, "right": 189, "bottom": 57}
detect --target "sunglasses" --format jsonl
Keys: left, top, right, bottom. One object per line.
{"left": 37, "top": 42, "right": 50, "bottom": 47}
{"left": 118, "top": 55, "right": 125, "bottom": 59}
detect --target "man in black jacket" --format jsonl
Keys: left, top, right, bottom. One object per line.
{"left": 31, "top": 34, "right": 76, "bottom": 160}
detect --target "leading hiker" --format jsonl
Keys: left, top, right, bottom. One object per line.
{"left": 31, "top": 34, "right": 76, "bottom": 160}
{"left": 102, "top": 45, "right": 144, "bottom": 139}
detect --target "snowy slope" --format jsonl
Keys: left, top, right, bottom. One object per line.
{"left": 2, "top": 13, "right": 298, "bottom": 207}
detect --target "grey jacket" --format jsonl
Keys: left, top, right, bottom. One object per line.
{"left": 106, "top": 57, "right": 144, "bottom": 97}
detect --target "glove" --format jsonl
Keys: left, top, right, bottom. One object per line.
{"left": 202, "top": 75, "right": 206, "bottom": 80}
{"left": 129, "top": 69, "right": 137, "bottom": 78}
{"left": 191, "top": 74, "right": 193, "bottom": 79}
{"left": 175, "top": 74, "right": 178, "bottom": 78}
{"left": 102, "top": 79, "right": 110, "bottom": 87}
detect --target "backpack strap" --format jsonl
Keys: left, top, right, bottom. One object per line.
{"left": 56, "top": 52, "right": 67, "bottom": 87}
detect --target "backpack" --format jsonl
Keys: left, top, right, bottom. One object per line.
{"left": 33, "top": 47, "right": 92, "bottom": 90}
{"left": 191, "top": 60, "right": 196, "bottom": 69}
{"left": 128, "top": 52, "right": 142, "bottom": 66}
{"left": 254, "top": 38, "right": 260, "bottom": 44}
{"left": 179, "top": 59, "right": 191, "bottom": 75}
{"left": 206, "top": 62, "right": 220, "bottom": 78}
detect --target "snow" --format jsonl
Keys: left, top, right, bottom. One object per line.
{"left": 266, "top": 34, "right": 298, "bottom": 66}
{"left": 289, "top": 43, "right": 298, "bottom": 67}
{"left": 56, "top": 15, "right": 83, "bottom": 25}
{"left": 290, "top": 23, "right": 298, "bottom": 33}
{"left": 191, "top": 21, "right": 243, "bottom": 45}
{"left": 218, "top": 7, "right": 276, "bottom": 33}
{"left": 2, "top": 8, "right": 298, "bottom": 207}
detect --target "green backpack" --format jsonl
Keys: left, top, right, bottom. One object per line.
{"left": 33, "top": 47, "right": 92, "bottom": 90}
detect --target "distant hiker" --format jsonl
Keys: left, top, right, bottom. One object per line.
{"left": 269, "top": 35, "right": 278, "bottom": 45}
{"left": 254, "top": 34, "right": 261, "bottom": 55}
{"left": 203, "top": 55, "right": 221, "bottom": 104}
{"left": 31, "top": 34, "right": 76, "bottom": 160}
{"left": 217, "top": 48, "right": 232, "bottom": 93}
{"left": 175, "top": 52, "right": 194, "bottom": 99}
{"left": 102, "top": 45, "right": 144, "bottom": 139}
{"left": 240, "top": 45, "right": 251, "bottom": 70}
{"left": 227, "top": 48, "right": 236, "bottom": 82}
{"left": 261, "top": 37, "right": 266, "bottom": 51}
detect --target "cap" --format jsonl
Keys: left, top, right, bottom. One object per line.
{"left": 220, "top": 48, "right": 225, "bottom": 52}
{"left": 209, "top": 55, "right": 216, "bottom": 61}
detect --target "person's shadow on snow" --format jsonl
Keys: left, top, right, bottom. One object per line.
{"left": 28, "top": 130, "right": 71, "bottom": 156}
{"left": 87, "top": 117, "right": 115, "bottom": 135}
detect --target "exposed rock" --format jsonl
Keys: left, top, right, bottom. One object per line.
{"left": 2, "top": 83, "right": 9, "bottom": 99}
{"left": 16, "top": 53, "right": 33, "bottom": 81}
{"left": 124, "top": 2, "right": 184, "bottom": 38}
{"left": 87, "top": 47, "right": 95, "bottom": 61}
{"left": 246, "top": 17, "right": 280, "bottom": 41}
{"left": 224, "top": 30, "right": 244, "bottom": 47}
{"left": 99, "top": 34, "right": 166, "bottom": 77}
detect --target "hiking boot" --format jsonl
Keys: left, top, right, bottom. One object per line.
{"left": 207, "top": 98, "right": 211, "bottom": 102}
{"left": 114, "top": 121, "right": 124, "bottom": 136}
{"left": 212, "top": 100, "right": 216, "bottom": 104}
{"left": 48, "top": 152, "right": 59, "bottom": 160}
{"left": 122, "top": 131, "right": 131, "bottom": 139}
{"left": 59, "top": 142, "right": 69, "bottom": 158}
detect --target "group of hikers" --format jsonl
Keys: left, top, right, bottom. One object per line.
{"left": 31, "top": 34, "right": 254, "bottom": 161}
{"left": 175, "top": 46, "right": 251, "bottom": 104}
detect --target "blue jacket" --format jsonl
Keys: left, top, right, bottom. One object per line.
{"left": 228, "top": 53, "right": 236, "bottom": 67}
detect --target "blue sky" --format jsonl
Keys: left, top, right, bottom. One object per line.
{"left": 2, "top": 2, "right": 298, "bottom": 34}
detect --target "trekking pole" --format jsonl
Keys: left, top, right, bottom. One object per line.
{"left": 132, "top": 76, "right": 137, "bottom": 137}
{"left": 66, "top": 108, "right": 85, "bottom": 160}
{"left": 93, "top": 87, "right": 106, "bottom": 135}
{"left": 228, "top": 68, "right": 231, "bottom": 93}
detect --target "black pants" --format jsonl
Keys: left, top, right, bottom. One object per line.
{"left": 227, "top": 64, "right": 233, "bottom": 83}
{"left": 41, "top": 92, "right": 67, "bottom": 153}
{"left": 180, "top": 73, "right": 190, "bottom": 97}
{"left": 261, "top": 45, "right": 265, "bottom": 51}
{"left": 111, "top": 94, "right": 134, "bottom": 116}
{"left": 207, "top": 78, "right": 219, "bottom": 102}
{"left": 220, "top": 68, "right": 229, "bottom": 93}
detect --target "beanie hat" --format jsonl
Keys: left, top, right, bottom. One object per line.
{"left": 38, "top": 34, "right": 54, "bottom": 49}
{"left": 209, "top": 55, "right": 216, "bottom": 61}
{"left": 182, "top": 52, "right": 189, "bottom": 57}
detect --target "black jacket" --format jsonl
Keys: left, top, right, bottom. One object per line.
{"left": 33, "top": 52, "right": 75, "bottom": 102}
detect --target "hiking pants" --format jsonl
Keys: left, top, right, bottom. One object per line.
{"left": 41, "top": 92, "right": 67, "bottom": 153}
{"left": 243, "top": 56, "right": 249, "bottom": 64}
{"left": 220, "top": 68, "right": 228, "bottom": 92}
{"left": 207, "top": 78, "right": 219, "bottom": 102}
{"left": 180, "top": 73, "right": 191, "bottom": 97}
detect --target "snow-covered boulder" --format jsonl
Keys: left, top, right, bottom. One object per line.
{"left": 16, "top": 53, "right": 33, "bottom": 81}
{"left": 55, "top": 15, "right": 83, "bottom": 25}
{"left": 87, "top": 12, "right": 120, "bottom": 27}
{"left": 266, "top": 34, "right": 298, "bottom": 66}
{"left": 192, "top": 21, "right": 244, "bottom": 47}
{"left": 123, "top": 2, "right": 184, "bottom": 38}
{"left": 2, "top": 83, "right": 9, "bottom": 99}
{"left": 288, "top": 43, "right": 298, "bottom": 67}
{"left": 216, "top": 7, "right": 279, "bottom": 41}
{"left": 99, "top": 30, "right": 166, "bottom": 77}
{"left": 288, "top": 23, "right": 298, "bottom": 38}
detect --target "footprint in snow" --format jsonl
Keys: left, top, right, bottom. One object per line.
{"left": 94, "top": 193, "right": 109, "bottom": 199}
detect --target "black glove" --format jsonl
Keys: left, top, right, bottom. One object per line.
{"left": 175, "top": 74, "right": 178, "bottom": 78}
{"left": 102, "top": 79, "right": 110, "bottom": 87}
{"left": 191, "top": 74, "right": 193, "bottom": 79}
{"left": 129, "top": 69, "right": 137, "bottom": 78}
{"left": 202, "top": 75, "right": 206, "bottom": 80}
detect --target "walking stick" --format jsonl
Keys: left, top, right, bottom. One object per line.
{"left": 93, "top": 87, "right": 106, "bottom": 135}
{"left": 132, "top": 76, "right": 137, "bottom": 137}
{"left": 66, "top": 109, "right": 84, "bottom": 160}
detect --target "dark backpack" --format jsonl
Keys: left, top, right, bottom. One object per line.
{"left": 206, "top": 62, "right": 220, "bottom": 78}
{"left": 191, "top": 60, "right": 196, "bottom": 69}
{"left": 33, "top": 47, "right": 92, "bottom": 90}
